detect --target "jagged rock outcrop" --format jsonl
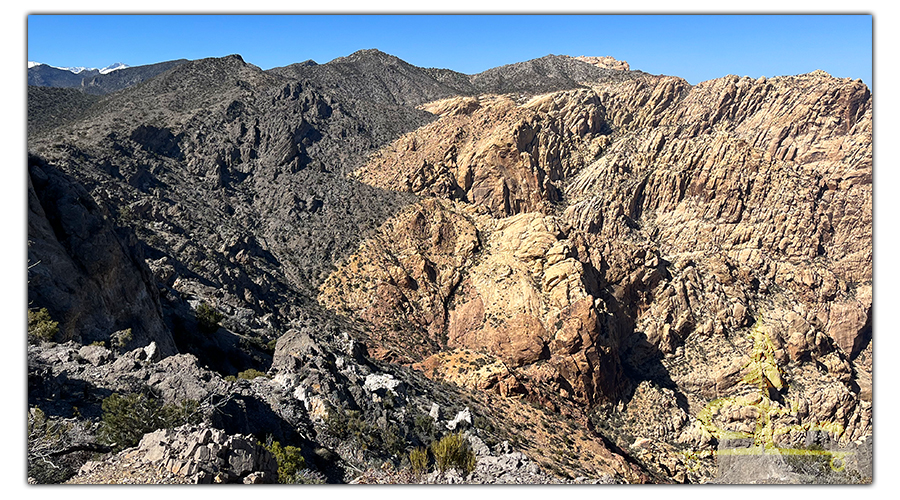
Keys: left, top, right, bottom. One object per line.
{"left": 355, "top": 90, "right": 611, "bottom": 216}
{"left": 27, "top": 155, "right": 177, "bottom": 355}
{"left": 320, "top": 200, "right": 626, "bottom": 407}
{"left": 564, "top": 71, "right": 872, "bottom": 454}
{"left": 26, "top": 339, "right": 305, "bottom": 443}
{"left": 319, "top": 198, "right": 481, "bottom": 361}
{"left": 68, "top": 424, "right": 278, "bottom": 484}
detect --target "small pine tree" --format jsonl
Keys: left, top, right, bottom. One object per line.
{"left": 265, "top": 440, "right": 306, "bottom": 483}
{"left": 196, "top": 302, "right": 224, "bottom": 334}
{"left": 98, "top": 392, "right": 165, "bottom": 450}
{"left": 27, "top": 308, "right": 58, "bottom": 343}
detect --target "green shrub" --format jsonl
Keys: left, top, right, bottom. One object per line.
{"left": 196, "top": 302, "right": 223, "bottom": 334}
{"left": 28, "top": 308, "right": 58, "bottom": 343}
{"left": 379, "top": 422, "right": 404, "bottom": 457}
{"left": 325, "top": 407, "right": 401, "bottom": 455}
{"left": 98, "top": 392, "right": 164, "bottom": 449}
{"left": 431, "top": 432, "right": 476, "bottom": 474}
{"left": 325, "top": 406, "right": 350, "bottom": 438}
{"left": 110, "top": 328, "right": 133, "bottom": 352}
{"left": 161, "top": 399, "right": 201, "bottom": 427}
{"left": 414, "top": 413, "right": 436, "bottom": 442}
{"left": 410, "top": 446, "right": 429, "bottom": 475}
{"left": 237, "top": 369, "right": 269, "bottom": 380}
{"left": 98, "top": 392, "right": 200, "bottom": 451}
{"left": 265, "top": 440, "right": 306, "bottom": 484}
{"left": 118, "top": 205, "right": 135, "bottom": 226}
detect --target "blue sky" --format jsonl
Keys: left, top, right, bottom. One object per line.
{"left": 27, "top": 14, "right": 872, "bottom": 87}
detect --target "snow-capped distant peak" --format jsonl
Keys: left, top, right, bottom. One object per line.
{"left": 100, "top": 62, "right": 128, "bottom": 74}
{"left": 37, "top": 63, "right": 93, "bottom": 74}
{"left": 27, "top": 61, "right": 129, "bottom": 74}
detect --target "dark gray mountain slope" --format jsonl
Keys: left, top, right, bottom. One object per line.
{"left": 79, "top": 59, "right": 190, "bottom": 95}
{"left": 268, "top": 49, "right": 474, "bottom": 107}
{"left": 28, "top": 86, "right": 102, "bottom": 135}
{"left": 269, "top": 49, "right": 645, "bottom": 106}
{"left": 470, "top": 53, "right": 643, "bottom": 94}
{"left": 27, "top": 64, "right": 97, "bottom": 88}
{"left": 28, "top": 154, "right": 177, "bottom": 356}
{"left": 27, "top": 54, "right": 431, "bottom": 349}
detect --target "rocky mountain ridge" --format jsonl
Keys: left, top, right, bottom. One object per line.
{"left": 27, "top": 49, "right": 871, "bottom": 484}
{"left": 28, "top": 59, "right": 189, "bottom": 95}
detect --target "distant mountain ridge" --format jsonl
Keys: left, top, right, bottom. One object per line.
{"left": 269, "top": 49, "right": 638, "bottom": 106}
{"left": 27, "top": 59, "right": 189, "bottom": 95}
{"left": 29, "top": 50, "right": 635, "bottom": 99}
{"left": 28, "top": 61, "right": 128, "bottom": 74}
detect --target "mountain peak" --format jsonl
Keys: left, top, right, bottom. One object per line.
{"left": 572, "top": 55, "right": 630, "bottom": 71}
{"left": 332, "top": 48, "right": 402, "bottom": 65}
{"left": 99, "top": 62, "right": 129, "bottom": 74}
{"left": 349, "top": 48, "right": 391, "bottom": 58}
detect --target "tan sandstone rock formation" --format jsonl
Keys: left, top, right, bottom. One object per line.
{"left": 322, "top": 67, "right": 871, "bottom": 482}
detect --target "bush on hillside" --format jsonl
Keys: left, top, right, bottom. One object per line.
{"left": 431, "top": 432, "right": 476, "bottom": 474}
{"left": 28, "top": 308, "right": 58, "bottom": 344}
{"left": 237, "top": 369, "right": 269, "bottom": 380}
{"left": 410, "top": 446, "right": 429, "bottom": 475}
{"left": 98, "top": 392, "right": 201, "bottom": 450}
{"left": 264, "top": 440, "right": 306, "bottom": 483}
{"left": 196, "top": 302, "right": 224, "bottom": 334}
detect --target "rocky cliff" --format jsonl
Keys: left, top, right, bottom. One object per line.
{"left": 27, "top": 50, "right": 872, "bottom": 484}
{"left": 321, "top": 66, "right": 872, "bottom": 482}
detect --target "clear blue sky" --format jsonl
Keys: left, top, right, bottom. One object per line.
{"left": 27, "top": 14, "right": 872, "bottom": 87}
